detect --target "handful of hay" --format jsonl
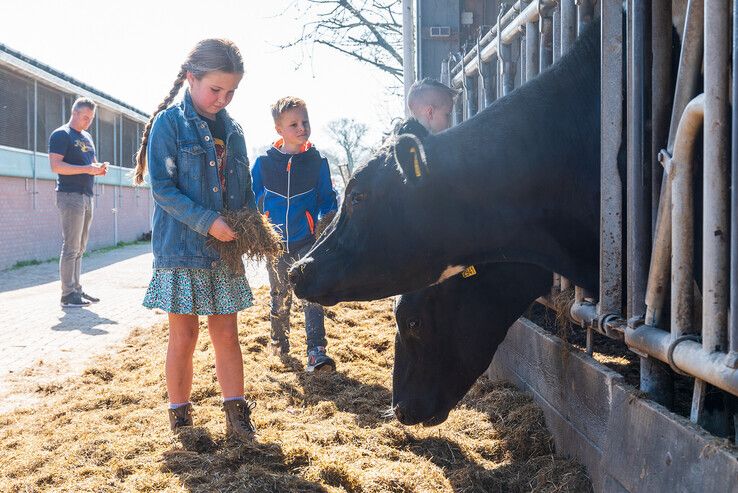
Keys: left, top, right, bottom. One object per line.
{"left": 207, "top": 208, "right": 283, "bottom": 275}
{"left": 315, "top": 210, "right": 337, "bottom": 238}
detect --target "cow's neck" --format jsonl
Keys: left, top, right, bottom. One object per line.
{"left": 423, "top": 20, "right": 601, "bottom": 292}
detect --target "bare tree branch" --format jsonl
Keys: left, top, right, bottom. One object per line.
{"left": 326, "top": 118, "right": 369, "bottom": 175}
{"left": 280, "top": 0, "right": 403, "bottom": 84}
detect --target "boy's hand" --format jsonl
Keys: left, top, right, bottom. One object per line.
{"left": 209, "top": 216, "right": 238, "bottom": 242}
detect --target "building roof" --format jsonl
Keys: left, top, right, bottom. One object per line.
{"left": 0, "top": 42, "right": 148, "bottom": 119}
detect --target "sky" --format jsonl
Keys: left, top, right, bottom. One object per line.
{"left": 0, "top": 0, "right": 403, "bottom": 162}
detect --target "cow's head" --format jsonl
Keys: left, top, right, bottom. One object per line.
{"left": 290, "top": 119, "right": 453, "bottom": 305}
{"left": 391, "top": 263, "right": 552, "bottom": 426}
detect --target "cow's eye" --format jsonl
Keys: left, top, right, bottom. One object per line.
{"left": 406, "top": 318, "right": 421, "bottom": 332}
{"left": 350, "top": 191, "right": 367, "bottom": 207}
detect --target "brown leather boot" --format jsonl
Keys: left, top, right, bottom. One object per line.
{"left": 223, "top": 399, "right": 256, "bottom": 441}
{"left": 168, "top": 403, "right": 193, "bottom": 431}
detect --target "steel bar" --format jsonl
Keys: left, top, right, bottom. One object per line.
{"left": 577, "top": 0, "right": 594, "bottom": 34}
{"left": 703, "top": 0, "right": 730, "bottom": 353}
{"left": 552, "top": 8, "right": 561, "bottom": 63}
{"left": 667, "top": 0, "right": 704, "bottom": 153}
{"left": 402, "top": 0, "right": 414, "bottom": 116}
{"left": 626, "top": 0, "right": 649, "bottom": 320}
{"left": 729, "top": 0, "right": 738, "bottom": 368}
{"left": 481, "top": 58, "right": 496, "bottom": 107}
{"left": 644, "top": 0, "right": 675, "bottom": 407}
{"left": 671, "top": 94, "right": 704, "bottom": 338}
{"left": 560, "top": 0, "right": 577, "bottom": 54}
{"left": 539, "top": 8, "right": 553, "bottom": 71}
{"left": 644, "top": 0, "right": 704, "bottom": 326}
{"left": 500, "top": 42, "right": 515, "bottom": 96}
{"left": 626, "top": 324, "right": 738, "bottom": 397}
{"left": 466, "top": 74, "right": 478, "bottom": 118}
{"left": 651, "top": 0, "right": 672, "bottom": 235}
{"left": 453, "top": 1, "right": 548, "bottom": 86}
{"left": 526, "top": 20, "right": 540, "bottom": 81}
{"left": 599, "top": 0, "right": 624, "bottom": 317}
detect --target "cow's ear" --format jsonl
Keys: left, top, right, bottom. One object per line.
{"left": 394, "top": 134, "right": 428, "bottom": 184}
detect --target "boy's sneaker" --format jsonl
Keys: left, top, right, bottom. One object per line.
{"left": 306, "top": 346, "right": 336, "bottom": 373}
{"left": 79, "top": 291, "right": 100, "bottom": 303}
{"left": 60, "top": 292, "right": 91, "bottom": 308}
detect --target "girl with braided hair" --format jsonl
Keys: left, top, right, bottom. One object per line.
{"left": 135, "top": 39, "right": 257, "bottom": 441}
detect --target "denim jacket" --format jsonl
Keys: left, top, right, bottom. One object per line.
{"left": 147, "top": 90, "right": 256, "bottom": 269}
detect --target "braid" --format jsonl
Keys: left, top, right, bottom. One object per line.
{"left": 133, "top": 68, "right": 187, "bottom": 185}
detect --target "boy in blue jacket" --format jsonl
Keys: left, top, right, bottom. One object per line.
{"left": 251, "top": 96, "right": 338, "bottom": 372}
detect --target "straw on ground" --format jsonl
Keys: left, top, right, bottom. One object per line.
{"left": 0, "top": 287, "right": 591, "bottom": 492}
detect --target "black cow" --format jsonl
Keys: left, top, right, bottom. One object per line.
{"left": 392, "top": 262, "right": 552, "bottom": 426}
{"left": 291, "top": 19, "right": 602, "bottom": 305}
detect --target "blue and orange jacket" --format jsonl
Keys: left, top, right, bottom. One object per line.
{"left": 251, "top": 139, "right": 338, "bottom": 253}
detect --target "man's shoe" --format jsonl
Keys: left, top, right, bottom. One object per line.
{"left": 168, "top": 403, "right": 193, "bottom": 431}
{"left": 60, "top": 292, "right": 91, "bottom": 308}
{"left": 223, "top": 400, "right": 257, "bottom": 441}
{"left": 306, "top": 346, "right": 336, "bottom": 373}
{"left": 79, "top": 291, "right": 100, "bottom": 303}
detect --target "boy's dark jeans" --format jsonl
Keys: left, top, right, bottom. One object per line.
{"left": 266, "top": 243, "right": 326, "bottom": 352}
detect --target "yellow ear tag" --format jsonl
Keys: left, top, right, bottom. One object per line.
{"left": 410, "top": 147, "right": 422, "bottom": 178}
{"left": 462, "top": 265, "right": 477, "bottom": 278}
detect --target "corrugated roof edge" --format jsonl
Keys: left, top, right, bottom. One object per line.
{"left": 0, "top": 42, "right": 149, "bottom": 119}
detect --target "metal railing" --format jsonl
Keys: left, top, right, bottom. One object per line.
{"left": 444, "top": 0, "right": 737, "bottom": 436}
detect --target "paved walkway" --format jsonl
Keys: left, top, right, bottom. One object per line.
{"left": 0, "top": 242, "right": 269, "bottom": 413}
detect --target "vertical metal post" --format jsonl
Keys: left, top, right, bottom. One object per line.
{"left": 32, "top": 80, "right": 37, "bottom": 211}
{"left": 453, "top": 87, "right": 464, "bottom": 125}
{"left": 500, "top": 42, "right": 515, "bottom": 96}
{"left": 481, "top": 58, "right": 496, "bottom": 107}
{"left": 703, "top": 0, "right": 730, "bottom": 353}
{"left": 667, "top": 0, "right": 704, "bottom": 152}
{"left": 626, "top": 0, "right": 649, "bottom": 320}
{"left": 465, "top": 73, "right": 478, "bottom": 118}
{"left": 576, "top": 0, "right": 594, "bottom": 33}
{"left": 642, "top": 0, "right": 675, "bottom": 407}
{"left": 519, "top": 33, "right": 526, "bottom": 86}
{"left": 651, "top": 0, "right": 672, "bottom": 234}
{"left": 729, "top": 0, "right": 738, "bottom": 370}
{"left": 552, "top": 7, "right": 561, "bottom": 63}
{"left": 560, "top": 0, "right": 577, "bottom": 54}
{"left": 402, "top": 0, "right": 415, "bottom": 117}
{"left": 539, "top": 7, "right": 553, "bottom": 71}
{"left": 645, "top": 0, "right": 704, "bottom": 332}
{"left": 526, "top": 20, "right": 540, "bottom": 81}
{"left": 115, "top": 115, "right": 120, "bottom": 245}
{"left": 599, "top": 0, "right": 624, "bottom": 318}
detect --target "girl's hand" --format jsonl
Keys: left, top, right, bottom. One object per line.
{"left": 208, "top": 216, "right": 238, "bottom": 242}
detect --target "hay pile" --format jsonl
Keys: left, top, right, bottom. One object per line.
{"left": 0, "top": 288, "right": 591, "bottom": 492}
{"left": 208, "top": 208, "right": 283, "bottom": 274}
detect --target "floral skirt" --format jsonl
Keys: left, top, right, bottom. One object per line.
{"left": 142, "top": 265, "right": 253, "bottom": 315}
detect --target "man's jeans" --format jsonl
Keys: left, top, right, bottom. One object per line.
{"left": 56, "top": 192, "right": 93, "bottom": 297}
{"left": 266, "top": 243, "right": 326, "bottom": 352}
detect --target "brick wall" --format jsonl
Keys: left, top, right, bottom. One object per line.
{"left": 0, "top": 176, "right": 152, "bottom": 270}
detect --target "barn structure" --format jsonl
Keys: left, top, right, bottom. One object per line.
{"left": 410, "top": 0, "right": 738, "bottom": 491}
{"left": 0, "top": 44, "right": 152, "bottom": 270}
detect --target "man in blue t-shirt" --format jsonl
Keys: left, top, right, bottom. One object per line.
{"left": 49, "top": 97, "right": 108, "bottom": 308}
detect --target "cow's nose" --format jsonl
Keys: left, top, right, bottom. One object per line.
{"left": 393, "top": 406, "right": 406, "bottom": 423}
{"left": 288, "top": 266, "right": 301, "bottom": 286}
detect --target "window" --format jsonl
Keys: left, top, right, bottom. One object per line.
{"left": 36, "top": 84, "right": 64, "bottom": 152}
{"left": 97, "top": 107, "right": 116, "bottom": 164}
{"left": 121, "top": 117, "right": 140, "bottom": 168}
{"left": 0, "top": 67, "right": 31, "bottom": 150}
